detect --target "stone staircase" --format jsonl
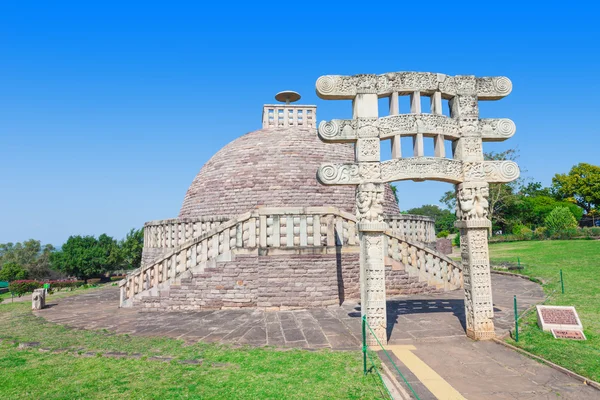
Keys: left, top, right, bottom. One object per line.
{"left": 120, "top": 207, "right": 462, "bottom": 311}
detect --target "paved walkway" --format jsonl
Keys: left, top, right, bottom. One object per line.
{"left": 36, "top": 274, "right": 599, "bottom": 399}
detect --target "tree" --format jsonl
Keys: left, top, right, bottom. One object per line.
{"left": 544, "top": 207, "right": 578, "bottom": 233}
{"left": 552, "top": 163, "right": 600, "bottom": 214}
{"left": 51, "top": 234, "right": 121, "bottom": 282}
{"left": 120, "top": 228, "right": 144, "bottom": 270}
{"left": 0, "top": 240, "right": 55, "bottom": 279}
{"left": 390, "top": 185, "right": 399, "bottom": 204}
{"left": 404, "top": 204, "right": 457, "bottom": 233}
{"left": 517, "top": 196, "right": 583, "bottom": 228}
{"left": 0, "top": 262, "right": 29, "bottom": 282}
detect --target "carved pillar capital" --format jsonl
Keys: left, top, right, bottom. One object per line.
{"left": 454, "top": 182, "right": 491, "bottom": 229}
{"left": 356, "top": 183, "right": 387, "bottom": 231}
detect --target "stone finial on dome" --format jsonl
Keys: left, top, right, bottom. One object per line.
{"left": 262, "top": 91, "right": 316, "bottom": 129}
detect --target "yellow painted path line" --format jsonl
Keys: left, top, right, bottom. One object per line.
{"left": 386, "top": 345, "right": 466, "bottom": 400}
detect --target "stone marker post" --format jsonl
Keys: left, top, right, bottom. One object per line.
{"left": 32, "top": 288, "right": 46, "bottom": 310}
{"left": 315, "top": 72, "right": 518, "bottom": 342}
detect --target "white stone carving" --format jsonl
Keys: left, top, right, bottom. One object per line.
{"left": 483, "top": 160, "right": 520, "bottom": 182}
{"left": 356, "top": 139, "right": 380, "bottom": 162}
{"left": 356, "top": 183, "right": 384, "bottom": 224}
{"left": 479, "top": 118, "right": 516, "bottom": 141}
{"left": 316, "top": 73, "right": 512, "bottom": 100}
{"left": 319, "top": 115, "right": 515, "bottom": 144}
{"left": 380, "top": 157, "right": 463, "bottom": 183}
{"left": 456, "top": 182, "right": 489, "bottom": 221}
{"left": 316, "top": 70, "right": 518, "bottom": 343}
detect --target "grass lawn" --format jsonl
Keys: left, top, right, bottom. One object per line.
{"left": 0, "top": 290, "right": 386, "bottom": 399}
{"left": 489, "top": 240, "right": 600, "bottom": 382}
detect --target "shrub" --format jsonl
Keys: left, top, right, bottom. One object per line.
{"left": 44, "top": 280, "right": 85, "bottom": 291}
{"left": 512, "top": 224, "right": 527, "bottom": 235}
{"left": 544, "top": 207, "right": 578, "bottom": 233}
{"left": 110, "top": 275, "right": 126, "bottom": 281}
{"left": 436, "top": 230, "right": 450, "bottom": 238}
{"left": 0, "top": 263, "right": 29, "bottom": 282}
{"left": 9, "top": 280, "right": 42, "bottom": 297}
{"left": 87, "top": 278, "right": 102, "bottom": 285}
{"left": 453, "top": 232, "right": 461, "bottom": 247}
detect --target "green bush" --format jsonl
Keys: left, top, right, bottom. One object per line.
{"left": 87, "top": 278, "right": 102, "bottom": 284}
{"left": 43, "top": 280, "right": 85, "bottom": 291}
{"left": 512, "top": 224, "right": 527, "bottom": 235}
{"left": 0, "top": 262, "right": 29, "bottom": 282}
{"left": 520, "top": 226, "right": 533, "bottom": 235}
{"left": 9, "top": 280, "right": 42, "bottom": 297}
{"left": 436, "top": 230, "right": 450, "bottom": 238}
{"left": 453, "top": 232, "right": 461, "bottom": 247}
{"left": 544, "top": 207, "right": 578, "bottom": 233}
{"left": 110, "top": 275, "right": 126, "bottom": 281}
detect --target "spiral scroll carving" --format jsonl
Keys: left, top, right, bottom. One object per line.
{"left": 483, "top": 161, "right": 520, "bottom": 182}
{"left": 497, "top": 119, "right": 516, "bottom": 136}
{"left": 500, "top": 161, "right": 519, "bottom": 181}
{"left": 317, "top": 163, "right": 359, "bottom": 185}
{"left": 319, "top": 164, "right": 339, "bottom": 182}
{"left": 316, "top": 76, "right": 336, "bottom": 95}
{"left": 318, "top": 120, "right": 339, "bottom": 140}
{"left": 493, "top": 77, "right": 512, "bottom": 94}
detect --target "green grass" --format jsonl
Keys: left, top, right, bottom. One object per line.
{"left": 489, "top": 240, "right": 600, "bottom": 382}
{"left": 0, "top": 292, "right": 386, "bottom": 399}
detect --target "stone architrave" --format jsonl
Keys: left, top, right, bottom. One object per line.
{"left": 32, "top": 288, "right": 46, "bottom": 310}
{"left": 315, "top": 72, "right": 519, "bottom": 342}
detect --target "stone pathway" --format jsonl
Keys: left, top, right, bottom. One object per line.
{"left": 35, "top": 274, "right": 600, "bottom": 399}
{"left": 37, "top": 274, "right": 542, "bottom": 349}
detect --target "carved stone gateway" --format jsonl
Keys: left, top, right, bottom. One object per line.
{"left": 315, "top": 72, "right": 519, "bottom": 343}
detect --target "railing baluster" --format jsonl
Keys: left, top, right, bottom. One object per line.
{"left": 300, "top": 215, "right": 308, "bottom": 246}
{"left": 313, "top": 215, "right": 320, "bottom": 247}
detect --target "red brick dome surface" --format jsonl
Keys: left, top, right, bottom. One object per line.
{"left": 179, "top": 127, "right": 400, "bottom": 218}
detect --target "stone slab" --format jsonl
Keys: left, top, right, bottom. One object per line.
{"left": 551, "top": 329, "right": 586, "bottom": 340}
{"left": 536, "top": 305, "right": 583, "bottom": 332}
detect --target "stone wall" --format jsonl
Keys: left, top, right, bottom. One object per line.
{"left": 140, "top": 249, "right": 438, "bottom": 312}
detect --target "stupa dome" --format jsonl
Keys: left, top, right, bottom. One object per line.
{"left": 179, "top": 125, "right": 400, "bottom": 218}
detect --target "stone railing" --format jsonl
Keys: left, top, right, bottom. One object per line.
{"left": 262, "top": 104, "right": 317, "bottom": 129}
{"left": 143, "top": 216, "right": 233, "bottom": 249}
{"left": 385, "top": 214, "right": 436, "bottom": 244}
{"left": 122, "top": 207, "right": 460, "bottom": 306}
{"left": 143, "top": 212, "right": 435, "bottom": 249}
{"left": 385, "top": 232, "right": 462, "bottom": 291}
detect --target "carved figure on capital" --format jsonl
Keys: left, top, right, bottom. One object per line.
{"left": 356, "top": 183, "right": 384, "bottom": 224}
{"left": 456, "top": 182, "right": 490, "bottom": 221}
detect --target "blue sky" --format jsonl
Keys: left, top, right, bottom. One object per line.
{"left": 1, "top": 2, "right": 599, "bottom": 245}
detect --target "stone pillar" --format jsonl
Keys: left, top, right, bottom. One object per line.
{"left": 357, "top": 183, "right": 387, "bottom": 345}
{"left": 455, "top": 182, "right": 494, "bottom": 340}
{"left": 354, "top": 90, "right": 388, "bottom": 346}
{"left": 450, "top": 77, "right": 496, "bottom": 340}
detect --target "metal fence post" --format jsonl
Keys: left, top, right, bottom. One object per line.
{"left": 362, "top": 315, "right": 367, "bottom": 375}
{"left": 514, "top": 295, "right": 519, "bottom": 342}
{"left": 560, "top": 269, "right": 565, "bottom": 294}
